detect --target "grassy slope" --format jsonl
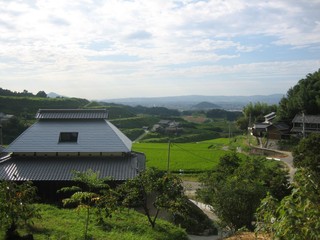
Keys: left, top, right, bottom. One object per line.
{"left": 133, "top": 137, "right": 248, "bottom": 172}
{"left": 0, "top": 204, "right": 187, "bottom": 240}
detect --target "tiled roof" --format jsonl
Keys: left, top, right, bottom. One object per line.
{"left": 253, "top": 123, "right": 270, "bottom": 129}
{"left": 264, "top": 112, "right": 276, "bottom": 119}
{"left": 292, "top": 114, "right": 320, "bottom": 124}
{"left": 4, "top": 119, "right": 132, "bottom": 153}
{"left": 0, "top": 153, "right": 145, "bottom": 181}
{"left": 273, "top": 123, "right": 290, "bottom": 131}
{"left": 36, "top": 109, "right": 109, "bottom": 119}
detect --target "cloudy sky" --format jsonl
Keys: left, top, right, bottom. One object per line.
{"left": 0, "top": 0, "right": 319, "bottom": 100}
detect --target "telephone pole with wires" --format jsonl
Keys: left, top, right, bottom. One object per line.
{"left": 167, "top": 140, "right": 171, "bottom": 173}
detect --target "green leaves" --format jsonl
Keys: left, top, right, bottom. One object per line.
{"left": 264, "top": 169, "right": 320, "bottom": 239}
{"left": 293, "top": 133, "right": 320, "bottom": 173}
{"left": 256, "top": 134, "right": 320, "bottom": 239}
{"left": 118, "top": 168, "right": 188, "bottom": 228}
{"left": 278, "top": 69, "right": 320, "bottom": 122}
{"left": 236, "top": 102, "right": 278, "bottom": 131}
{"left": 59, "top": 169, "right": 114, "bottom": 239}
{"left": 198, "top": 154, "right": 290, "bottom": 231}
{"left": 0, "top": 181, "right": 40, "bottom": 233}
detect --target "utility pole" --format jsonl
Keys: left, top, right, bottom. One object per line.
{"left": 0, "top": 123, "right": 2, "bottom": 146}
{"left": 302, "top": 112, "right": 305, "bottom": 139}
{"left": 167, "top": 140, "right": 171, "bottom": 173}
{"left": 247, "top": 112, "right": 252, "bottom": 145}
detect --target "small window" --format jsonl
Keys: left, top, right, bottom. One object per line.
{"left": 59, "top": 132, "right": 78, "bottom": 143}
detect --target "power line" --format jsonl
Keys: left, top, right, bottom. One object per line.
{"left": 171, "top": 143, "right": 216, "bottom": 163}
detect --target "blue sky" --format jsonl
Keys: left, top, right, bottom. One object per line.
{"left": 0, "top": 0, "right": 319, "bottom": 100}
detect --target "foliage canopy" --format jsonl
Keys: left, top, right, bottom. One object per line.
{"left": 256, "top": 133, "right": 320, "bottom": 239}
{"left": 117, "top": 168, "right": 189, "bottom": 228}
{"left": 278, "top": 69, "right": 320, "bottom": 123}
{"left": 236, "top": 102, "right": 278, "bottom": 130}
{"left": 59, "top": 170, "right": 116, "bottom": 239}
{"left": 198, "top": 153, "right": 290, "bottom": 231}
{"left": 0, "top": 181, "right": 40, "bottom": 237}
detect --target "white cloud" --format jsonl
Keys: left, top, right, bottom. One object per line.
{"left": 0, "top": 0, "right": 319, "bottom": 99}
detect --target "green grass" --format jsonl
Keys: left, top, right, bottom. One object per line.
{"left": 133, "top": 138, "right": 247, "bottom": 172}
{"left": 0, "top": 204, "right": 188, "bottom": 240}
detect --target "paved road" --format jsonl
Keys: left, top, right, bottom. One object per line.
{"left": 252, "top": 146, "right": 296, "bottom": 182}
{"left": 277, "top": 150, "right": 295, "bottom": 182}
{"left": 264, "top": 149, "right": 295, "bottom": 182}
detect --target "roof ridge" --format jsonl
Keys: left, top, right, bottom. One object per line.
{"left": 36, "top": 108, "right": 109, "bottom": 119}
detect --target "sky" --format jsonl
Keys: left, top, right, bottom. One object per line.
{"left": 0, "top": 0, "right": 320, "bottom": 100}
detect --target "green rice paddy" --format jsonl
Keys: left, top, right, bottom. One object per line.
{"left": 133, "top": 138, "right": 246, "bottom": 172}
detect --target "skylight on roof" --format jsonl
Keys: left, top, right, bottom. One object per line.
{"left": 59, "top": 132, "right": 78, "bottom": 143}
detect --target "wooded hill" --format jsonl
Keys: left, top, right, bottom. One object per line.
{"left": 0, "top": 87, "right": 243, "bottom": 144}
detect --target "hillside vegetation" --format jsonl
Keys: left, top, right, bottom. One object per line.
{"left": 1, "top": 87, "right": 245, "bottom": 145}
{"left": 0, "top": 204, "right": 188, "bottom": 240}
{"left": 0, "top": 95, "right": 89, "bottom": 118}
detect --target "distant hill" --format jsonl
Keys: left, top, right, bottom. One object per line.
{"left": 47, "top": 92, "right": 65, "bottom": 98}
{"left": 102, "top": 94, "right": 284, "bottom": 110}
{"left": 191, "top": 101, "right": 221, "bottom": 110}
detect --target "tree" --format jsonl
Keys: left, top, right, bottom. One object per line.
{"left": 21, "top": 90, "right": 33, "bottom": 97}
{"left": 2, "top": 117, "right": 27, "bottom": 144}
{"left": 293, "top": 133, "right": 320, "bottom": 173}
{"left": 117, "top": 168, "right": 188, "bottom": 228}
{"left": 256, "top": 169, "right": 320, "bottom": 239}
{"left": 58, "top": 170, "right": 115, "bottom": 239}
{"left": 197, "top": 154, "right": 290, "bottom": 231}
{"left": 278, "top": 69, "right": 320, "bottom": 123}
{"left": 35, "top": 91, "right": 47, "bottom": 98}
{"left": 0, "top": 181, "right": 40, "bottom": 238}
{"left": 236, "top": 102, "right": 278, "bottom": 131}
{"left": 256, "top": 133, "right": 320, "bottom": 239}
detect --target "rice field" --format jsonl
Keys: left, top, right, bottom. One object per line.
{"left": 133, "top": 138, "right": 245, "bottom": 172}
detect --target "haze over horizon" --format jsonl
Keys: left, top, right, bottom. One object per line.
{"left": 1, "top": 0, "right": 319, "bottom": 100}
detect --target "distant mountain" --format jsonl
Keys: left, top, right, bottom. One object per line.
{"left": 47, "top": 92, "right": 65, "bottom": 98}
{"left": 102, "top": 94, "right": 284, "bottom": 110}
{"left": 191, "top": 101, "right": 222, "bottom": 110}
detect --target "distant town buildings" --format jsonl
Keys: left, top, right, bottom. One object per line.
{"left": 152, "top": 120, "right": 182, "bottom": 134}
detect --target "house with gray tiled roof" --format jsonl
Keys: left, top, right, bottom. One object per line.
{"left": 251, "top": 112, "right": 290, "bottom": 140}
{"left": 291, "top": 114, "right": 320, "bottom": 136}
{"left": 0, "top": 109, "right": 145, "bottom": 199}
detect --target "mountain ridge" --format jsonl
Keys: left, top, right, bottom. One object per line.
{"left": 102, "top": 94, "right": 284, "bottom": 110}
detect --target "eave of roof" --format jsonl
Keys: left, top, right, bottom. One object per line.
{"left": 0, "top": 154, "right": 145, "bottom": 181}
{"left": 253, "top": 123, "right": 270, "bottom": 129}
{"left": 292, "top": 114, "right": 320, "bottom": 124}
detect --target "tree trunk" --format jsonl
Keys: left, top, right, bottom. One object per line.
{"left": 85, "top": 207, "right": 90, "bottom": 240}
